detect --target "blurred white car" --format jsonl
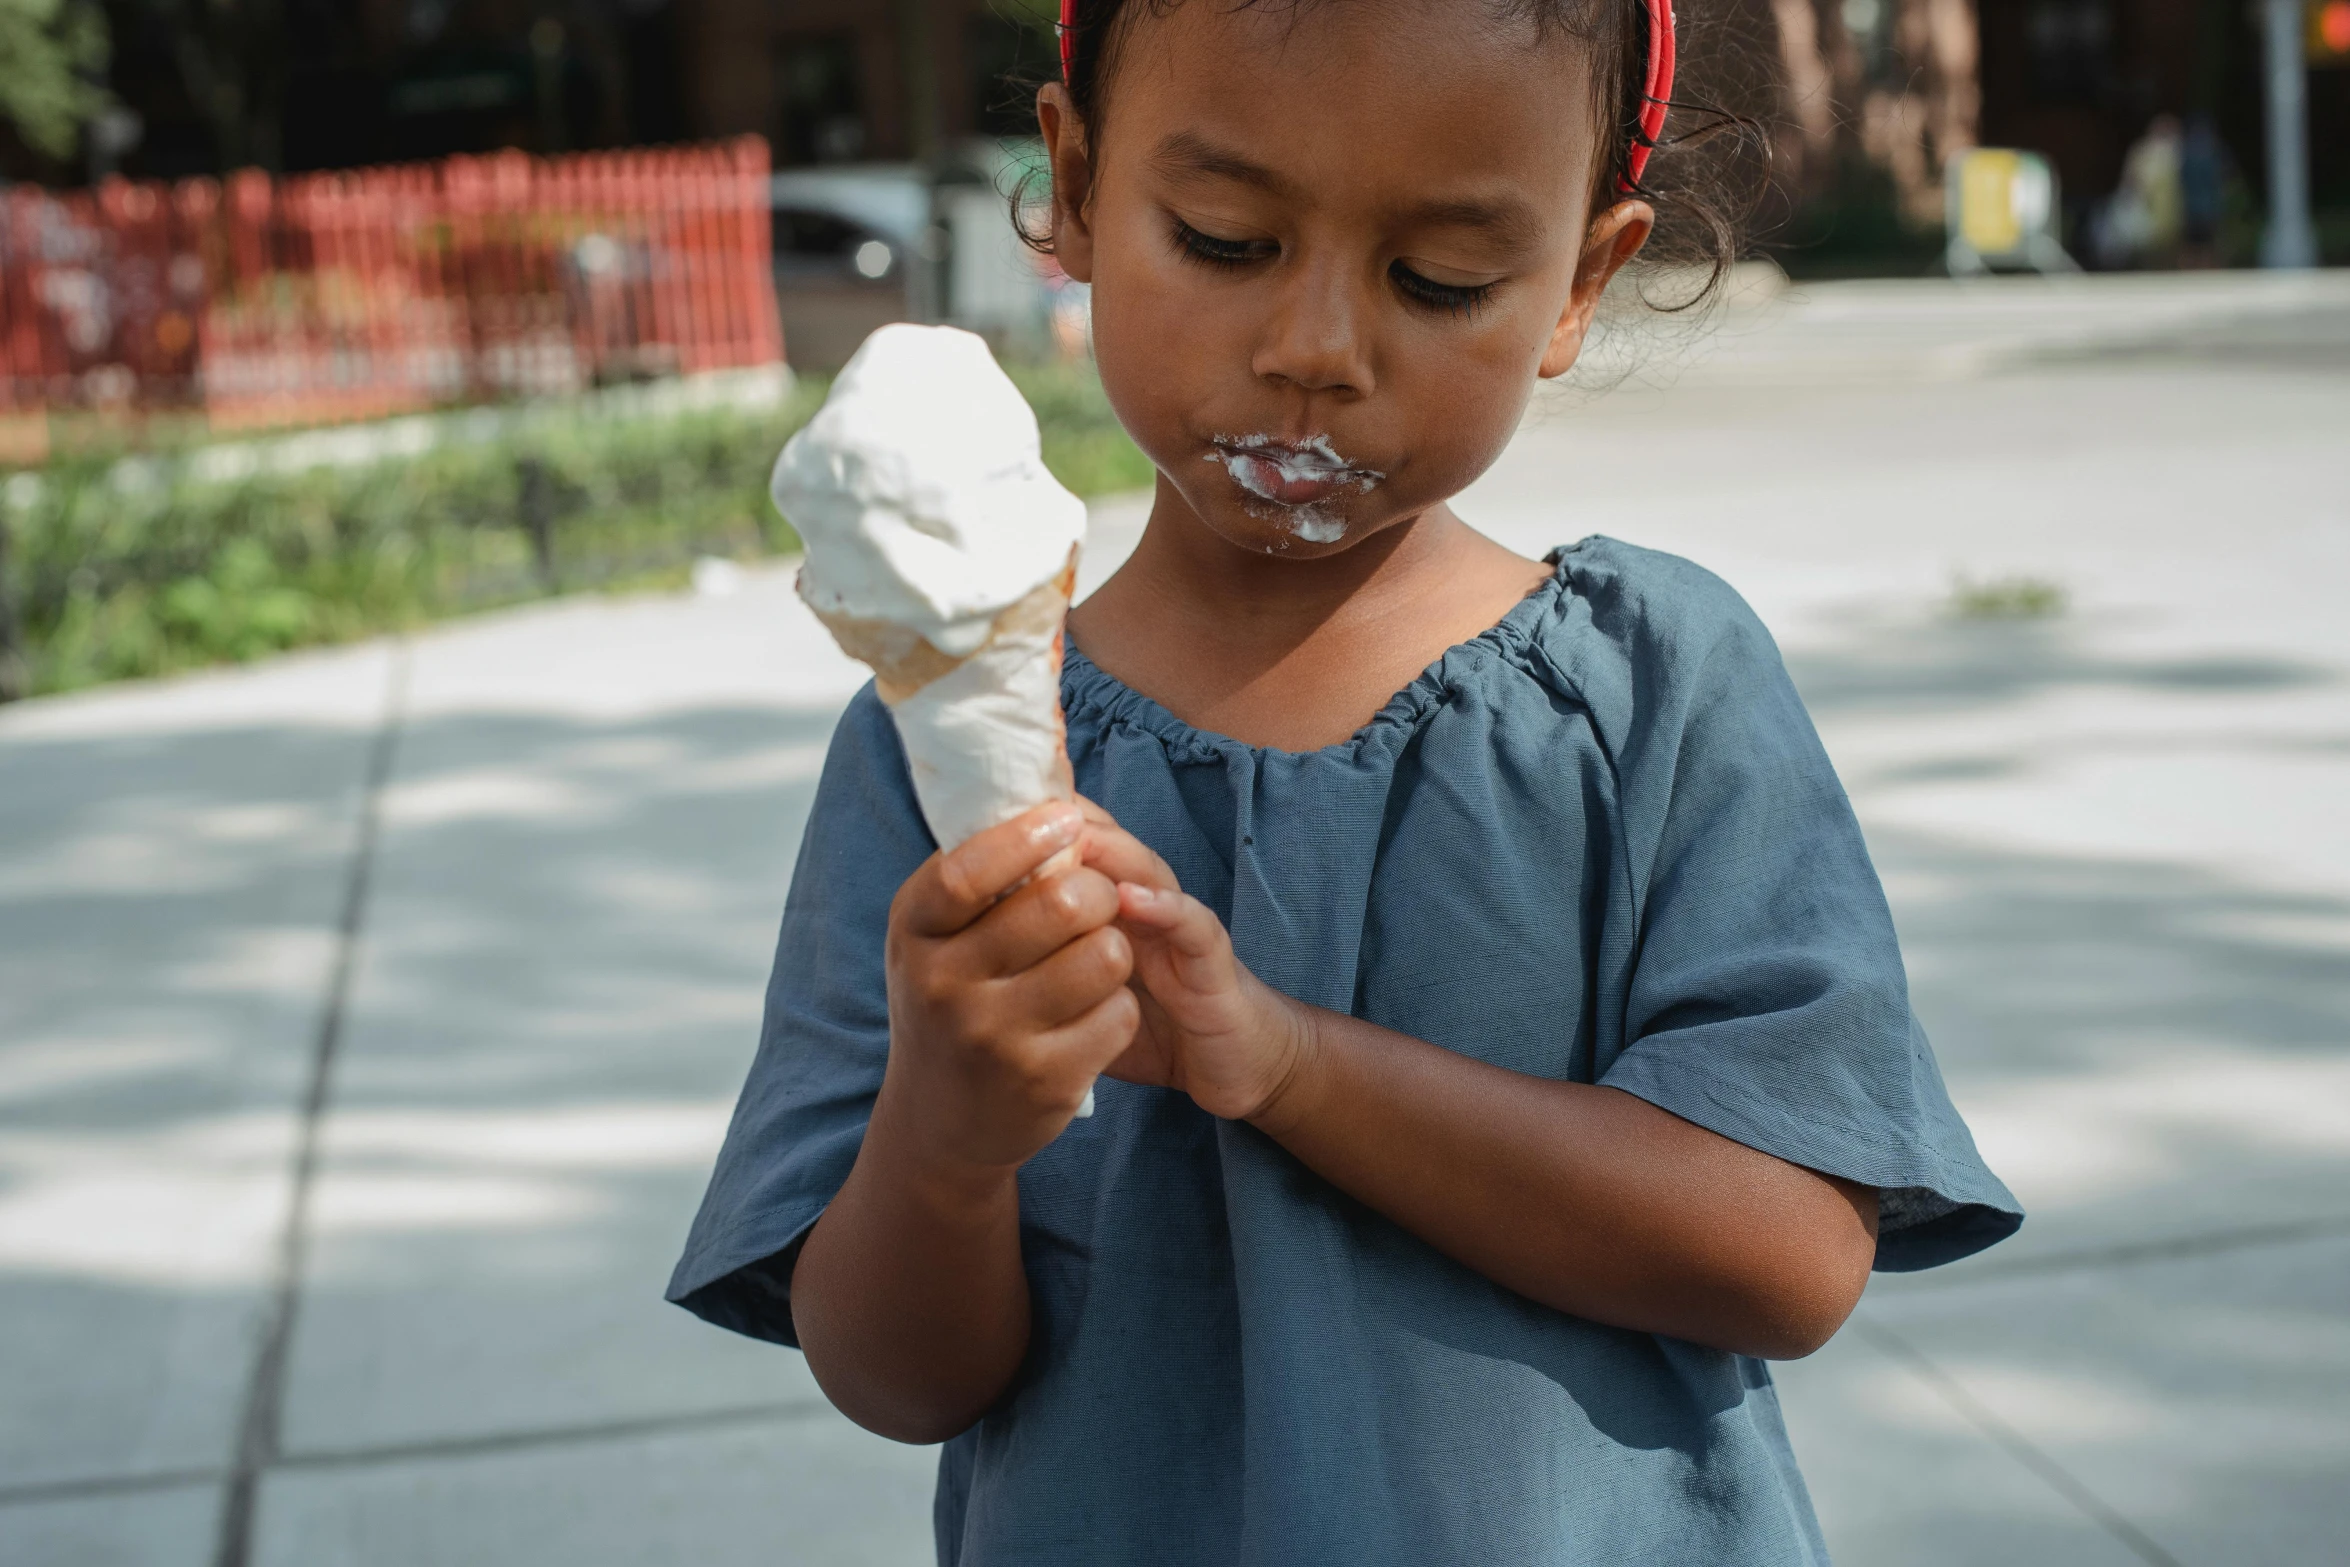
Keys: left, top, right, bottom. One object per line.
{"left": 770, "top": 154, "right": 1053, "bottom": 371}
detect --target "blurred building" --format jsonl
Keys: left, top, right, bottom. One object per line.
{"left": 677, "top": 0, "right": 1051, "bottom": 163}
{"left": 1761, "top": 0, "right": 2348, "bottom": 263}
{"left": 0, "top": 2, "right": 1062, "bottom": 371}
{"left": 23, "top": 0, "right": 1049, "bottom": 184}
{"left": 7, "top": 0, "right": 2338, "bottom": 268}
{"left": 1977, "top": 0, "right": 2345, "bottom": 222}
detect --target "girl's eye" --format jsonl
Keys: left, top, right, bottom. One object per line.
{"left": 1390, "top": 261, "right": 1497, "bottom": 318}
{"left": 1170, "top": 217, "right": 1276, "bottom": 270}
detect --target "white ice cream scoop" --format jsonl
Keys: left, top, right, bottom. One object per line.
{"left": 775, "top": 323, "right": 1088, "bottom": 659}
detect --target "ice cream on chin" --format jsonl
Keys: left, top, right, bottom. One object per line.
{"left": 771, "top": 323, "right": 1089, "bottom": 854}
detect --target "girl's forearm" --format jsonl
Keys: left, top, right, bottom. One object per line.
{"left": 1248, "top": 1006, "right": 1879, "bottom": 1359}
{"left": 789, "top": 1092, "right": 1033, "bottom": 1444}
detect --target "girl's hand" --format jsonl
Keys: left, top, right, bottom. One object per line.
{"left": 1070, "top": 800, "right": 1314, "bottom": 1123}
{"left": 880, "top": 802, "right": 1141, "bottom": 1173}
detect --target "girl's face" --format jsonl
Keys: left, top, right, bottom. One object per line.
{"left": 1043, "top": 0, "right": 1650, "bottom": 559}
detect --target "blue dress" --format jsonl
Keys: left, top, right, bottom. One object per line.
{"left": 669, "top": 538, "right": 2022, "bottom": 1566}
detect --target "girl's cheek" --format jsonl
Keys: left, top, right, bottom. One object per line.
{"left": 1406, "top": 304, "right": 1562, "bottom": 474}
{"left": 1090, "top": 254, "right": 1232, "bottom": 463}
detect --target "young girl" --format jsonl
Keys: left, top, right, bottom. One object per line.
{"left": 671, "top": 1, "right": 2020, "bottom": 1560}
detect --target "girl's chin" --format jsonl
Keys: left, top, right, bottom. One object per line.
{"left": 1151, "top": 468, "right": 1387, "bottom": 557}
{"left": 1214, "top": 504, "right": 1358, "bottom": 556}
{"left": 1168, "top": 485, "right": 1364, "bottom": 557}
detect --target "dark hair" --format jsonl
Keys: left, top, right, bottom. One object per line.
{"left": 1015, "top": 0, "right": 1766, "bottom": 311}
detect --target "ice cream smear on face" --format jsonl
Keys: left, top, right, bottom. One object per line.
{"left": 1207, "top": 434, "right": 1383, "bottom": 544}
{"left": 771, "top": 323, "right": 1088, "bottom": 854}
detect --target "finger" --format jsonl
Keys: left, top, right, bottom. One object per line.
{"left": 1031, "top": 985, "right": 1143, "bottom": 1082}
{"left": 1078, "top": 816, "right": 1179, "bottom": 893}
{"left": 964, "top": 865, "right": 1122, "bottom": 978}
{"left": 996, "top": 922, "right": 1134, "bottom": 1032}
{"left": 899, "top": 801, "right": 1084, "bottom": 937}
{"left": 1117, "top": 884, "right": 1228, "bottom": 960}
{"left": 1072, "top": 794, "right": 1177, "bottom": 890}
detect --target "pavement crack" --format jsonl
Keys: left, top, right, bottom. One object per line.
{"left": 0, "top": 1399, "right": 834, "bottom": 1512}
{"left": 275, "top": 1399, "right": 840, "bottom": 1473}
{"left": 1852, "top": 1317, "right": 2189, "bottom": 1567}
{"left": 0, "top": 1467, "right": 224, "bottom": 1509}
{"left": 211, "top": 643, "right": 411, "bottom": 1567}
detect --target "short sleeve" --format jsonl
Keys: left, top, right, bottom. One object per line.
{"left": 1565, "top": 543, "right": 2022, "bottom": 1271}
{"left": 665, "top": 685, "right": 933, "bottom": 1342}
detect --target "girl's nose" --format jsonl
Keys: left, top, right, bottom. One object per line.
{"left": 1250, "top": 258, "right": 1375, "bottom": 399}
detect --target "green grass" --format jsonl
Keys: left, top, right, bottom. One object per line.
{"left": 0, "top": 359, "right": 1154, "bottom": 700}
{"left": 1950, "top": 573, "right": 2067, "bottom": 620}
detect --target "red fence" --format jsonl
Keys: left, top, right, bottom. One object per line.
{"left": 0, "top": 137, "right": 782, "bottom": 456}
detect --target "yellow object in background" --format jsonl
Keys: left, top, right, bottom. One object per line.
{"left": 1958, "top": 150, "right": 2027, "bottom": 255}
{"left": 1945, "top": 147, "right": 2073, "bottom": 274}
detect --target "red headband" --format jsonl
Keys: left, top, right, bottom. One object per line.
{"left": 1056, "top": 0, "right": 1675, "bottom": 194}
{"left": 1623, "top": 0, "right": 1675, "bottom": 191}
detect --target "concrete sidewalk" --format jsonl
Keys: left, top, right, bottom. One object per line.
{"left": 4, "top": 279, "right": 2347, "bottom": 1565}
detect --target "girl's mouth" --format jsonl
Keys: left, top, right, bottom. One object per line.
{"left": 1206, "top": 435, "right": 1384, "bottom": 515}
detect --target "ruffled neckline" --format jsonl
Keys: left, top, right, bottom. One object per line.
{"left": 1061, "top": 554, "right": 1571, "bottom": 764}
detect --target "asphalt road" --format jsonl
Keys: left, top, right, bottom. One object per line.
{"left": 4, "top": 272, "right": 2346, "bottom": 1566}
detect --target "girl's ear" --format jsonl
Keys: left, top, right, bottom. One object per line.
{"left": 1538, "top": 200, "right": 1653, "bottom": 379}
{"left": 1037, "top": 84, "right": 1098, "bottom": 284}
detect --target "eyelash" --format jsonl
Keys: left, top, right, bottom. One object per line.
{"left": 1388, "top": 263, "right": 1497, "bottom": 319}
{"left": 1167, "top": 217, "right": 1498, "bottom": 319}
{"left": 1169, "top": 217, "right": 1272, "bottom": 270}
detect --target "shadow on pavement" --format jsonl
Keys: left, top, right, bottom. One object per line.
{"left": 1788, "top": 617, "right": 2336, "bottom": 719}
{"left": 2, "top": 591, "right": 2345, "bottom": 1564}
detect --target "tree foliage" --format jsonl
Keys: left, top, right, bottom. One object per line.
{"left": 0, "top": 0, "right": 109, "bottom": 160}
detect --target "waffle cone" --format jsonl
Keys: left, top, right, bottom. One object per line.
{"left": 808, "top": 553, "right": 1094, "bottom": 1118}
{"left": 809, "top": 559, "right": 1078, "bottom": 706}
{"left": 803, "top": 547, "right": 1080, "bottom": 856}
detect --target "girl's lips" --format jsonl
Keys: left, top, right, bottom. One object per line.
{"left": 1207, "top": 437, "right": 1384, "bottom": 510}
{"left": 1223, "top": 450, "right": 1354, "bottom": 506}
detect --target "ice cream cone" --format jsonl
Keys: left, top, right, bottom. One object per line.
{"left": 805, "top": 554, "right": 1081, "bottom": 857}
{"left": 811, "top": 553, "right": 1095, "bottom": 1116}
{"left": 767, "top": 324, "right": 1100, "bottom": 1116}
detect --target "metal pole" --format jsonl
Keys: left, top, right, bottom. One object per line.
{"left": 896, "top": 0, "right": 945, "bottom": 323}
{"left": 518, "top": 456, "right": 558, "bottom": 593}
{"left": 0, "top": 507, "right": 24, "bottom": 703}
{"left": 2261, "top": 0, "right": 2318, "bottom": 268}
{"left": 530, "top": 18, "right": 568, "bottom": 155}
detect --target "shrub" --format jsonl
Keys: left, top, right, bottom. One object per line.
{"left": 0, "top": 358, "right": 1152, "bottom": 698}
